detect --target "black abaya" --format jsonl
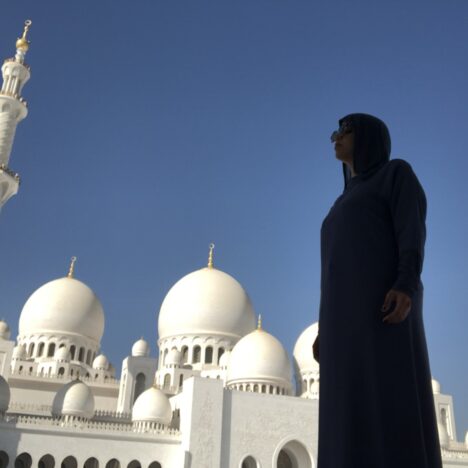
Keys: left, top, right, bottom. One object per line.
{"left": 317, "top": 114, "right": 442, "bottom": 468}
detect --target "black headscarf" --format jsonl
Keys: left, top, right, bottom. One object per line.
{"left": 340, "top": 113, "right": 392, "bottom": 189}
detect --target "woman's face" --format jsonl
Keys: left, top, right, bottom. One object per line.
{"left": 334, "top": 131, "right": 354, "bottom": 166}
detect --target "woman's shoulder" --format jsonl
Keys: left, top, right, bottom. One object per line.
{"left": 380, "top": 158, "right": 426, "bottom": 200}
{"left": 386, "top": 158, "right": 414, "bottom": 173}
{"left": 382, "top": 158, "right": 419, "bottom": 182}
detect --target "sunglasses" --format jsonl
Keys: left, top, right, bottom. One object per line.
{"left": 330, "top": 121, "right": 353, "bottom": 143}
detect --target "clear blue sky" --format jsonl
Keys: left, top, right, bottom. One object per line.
{"left": 1, "top": 1, "right": 467, "bottom": 437}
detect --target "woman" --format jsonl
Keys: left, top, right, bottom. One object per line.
{"left": 314, "top": 113, "right": 442, "bottom": 467}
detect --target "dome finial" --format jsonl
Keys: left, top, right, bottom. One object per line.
{"left": 257, "top": 314, "right": 262, "bottom": 330}
{"left": 207, "top": 243, "right": 215, "bottom": 268}
{"left": 16, "top": 20, "right": 32, "bottom": 52}
{"left": 67, "top": 256, "right": 77, "bottom": 278}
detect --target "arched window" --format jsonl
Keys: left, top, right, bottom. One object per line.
{"left": 38, "top": 454, "right": 55, "bottom": 468}
{"left": 28, "top": 342, "right": 35, "bottom": 357}
{"left": 148, "top": 463, "right": 162, "bottom": 468}
{"left": 14, "top": 453, "right": 32, "bottom": 468}
{"left": 127, "top": 461, "right": 141, "bottom": 468}
{"left": 0, "top": 451, "right": 9, "bottom": 468}
{"left": 58, "top": 367, "right": 65, "bottom": 376}
{"left": 241, "top": 456, "right": 258, "bottom": 468}
{"left": 61, "top": 456, "right": 78, "bottom": 468}
{"left": 84, "top": 457, "right": 99, "bottom": 468}
{"left": 441, "top": 408, "right": 449, "bottom": 432}
{"left": 181, "top": 346, "right": 188, "bottom": 363}
{"left": 261, "top": 384, "right": 266, "bottom": 393}
{"left": 38, "top": 342, "right": 45, "bottom": 356}
{"left": 218, "top": 347, "right": 225, "bottom": 364}
{"left": 163, "top": 349, "right": 168, "bottom": 365}
{"left": 86, "top": 350, "right": 92, "bottom": 365}
{"left": 276, "top": 440, "right": 312, "bottom": 468}
{"left": 105, "top": 460, "right": 120, "bottom": 468}
{"left": 78, "top": 347, "right": 85, "bottom": 362}
{"left": 164, "top": 374, "right": 171, "bottom": 389}
{"left": 205, "top": 346, "right": 213, "bottom": 364}
{"left": 193, "top": 346, "right": 201, "bottom": 363}
{"left": 134, "top": 373, "right": 146, "bottom": 403}
{"left": 179, "top": 374, "right": 184, "bottom": 388}
{"left": 277, "top": 450, "right": 293, "bottom": 468}
{"left": 48, "top": 343, "right": 56, "bottom": 357}
{"left": 70, "top": 345, "right": 76, "bottom": 360}
{"left": 253, "top": 384, "right": 258, "bottom": 392}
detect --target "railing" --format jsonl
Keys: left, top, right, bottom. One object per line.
{"left": 0, "top": 163, "right": 20, "bottom": 180}
{"left": 5, "top": 414, "right": 181, "bottom": 439}
{"left": 9, "top": 369, "right": 119, "bottom": 385}
{"left": 442, "top": 442, "right": 468, "bottom": 458}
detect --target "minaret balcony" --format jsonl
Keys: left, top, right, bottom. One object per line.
{"left": 0, "top": 164, "right": 20, "bottom": 205}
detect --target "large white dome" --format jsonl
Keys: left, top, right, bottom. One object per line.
{"left": 293, "top": 322, "right": 319, "bottom": 374}
{"left": 158, "top": 267, "right": 256, "bottom": 339}
{"left": 132, "top": 387, "right": 172, "bottom": 425}
{"left": 227, "top": 328, "right": 292, "bottom": 387}
{"left": 19, "top": 277, "right": 104, "bottom": 343}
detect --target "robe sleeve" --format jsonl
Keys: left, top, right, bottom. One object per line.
{"left": 387, "top": 160, "right": 427, "bottom": 297}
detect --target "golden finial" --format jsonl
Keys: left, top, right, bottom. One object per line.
{"left": 257, "top": 314, "right": 262, "bottom": 330}
{"left": 207, "top": 243, "right": 215, "bottom": 268}
{"left": 67, "top": 256, "right": 77, "bottom": 278}
{"left": 16, "top": 20, "right": 32, "bottom": 52}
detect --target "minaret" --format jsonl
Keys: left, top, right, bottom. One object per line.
{"left": 0, "top": 20, "right": 32, "bottom": 211}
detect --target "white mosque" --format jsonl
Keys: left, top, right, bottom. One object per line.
{"left": 0, "top": 21, "right": 467, "bottom": 468}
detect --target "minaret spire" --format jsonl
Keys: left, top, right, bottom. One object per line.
{"left": 0, "top": 20, "right": 33, "bottom": 213}
{"left": 207, "top": 243, "right": 215, "bottom": 268}
{"left": 67, "top": 257, "right": 77, "bottom": 278}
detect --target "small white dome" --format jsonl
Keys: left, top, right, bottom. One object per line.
{"left": 219, "top": 351, "right": 231, "bottom": 368}
{"left": 158, "top": 267, "right": 256, "bottom": 339}
{"left": 165, "top": 349, "right": 182, "bottom": 366}
{"left": 92, "top": 354, "right": 109, "bottom": 370}
{"left": 52, "top": 380, "right": 95, "bottom": 419}
{"left": 437, "top": 421, "right": 449, "bottom": 447}
{"left": 0, "top": 320, "right": 11, "bottom": 340}
{"left": 227, "top": 328, "right": 292, "bottom": 388}
{"left": 19, "top": 277, "right": 105, "bottom": 344}
{"left": 54, "top": 346, "right": 71, "bottom": 361}
{"left": 431, "top": 378, "right": 441, "bottom": 394}
{"left": 0, "top": 375, "right": 10, "bottom": 413}
{"left": 293, "top": 322, "right": 319, "bottom": 374}
{"left": 12, "top": 345, "right": 26, "bottom": 359}
{"left": 132, "top": 387, "right": 172, "bottom": 425}
{"left": 132, "top": 338, "right": 150, "bottom": 357}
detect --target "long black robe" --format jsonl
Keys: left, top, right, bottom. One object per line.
{"left": 317, "top": 114, "right": 442, "bottom": 468}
